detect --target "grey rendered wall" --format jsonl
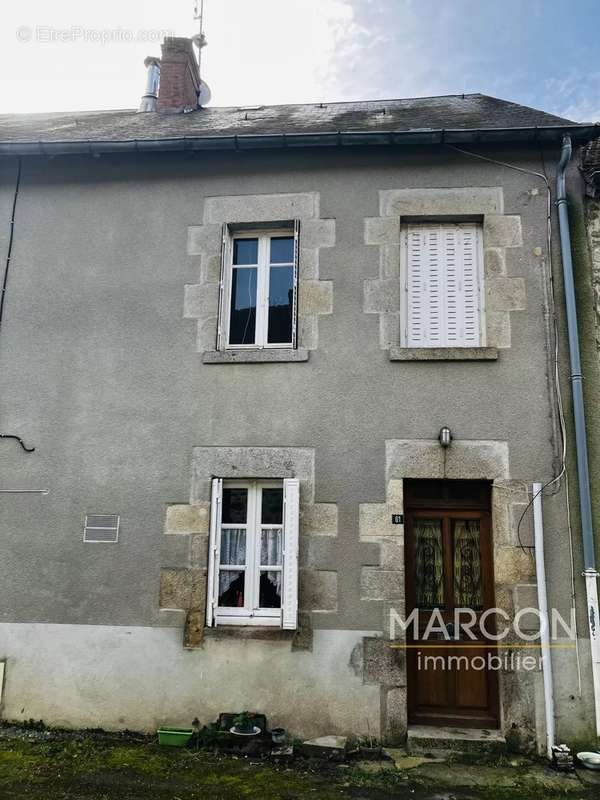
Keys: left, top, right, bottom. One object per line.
{"left": 0, "top": 145, "right": 593, "bottom": 743}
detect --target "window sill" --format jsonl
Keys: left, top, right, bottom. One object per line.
{"left": 203, "top": 348, "right": 309, "bottom": 364}
{"left": 204, "top": 626, "right": 294, "bottom": 641}
{"left": 389, "top": 346, "right": 498, "bottom": 362}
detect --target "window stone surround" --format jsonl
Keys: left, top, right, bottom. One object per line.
{"left": 358, "top": 438, "right": 538, "bottom": 747}
{"left": 363, "top": 187, "right": 527, "bottom": 356}
{"left": 159, "top": 446, "right": 339, "bottom": 650}
{"left": 184, "top": 192, "right": 335, "bottom": 360}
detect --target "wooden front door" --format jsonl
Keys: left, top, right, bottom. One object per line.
{"left": 405, "top": 480, "right": 499, "bottom": 728}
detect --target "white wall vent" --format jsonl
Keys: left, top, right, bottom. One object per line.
{"left": 83, "top": 514, "right": 120, "bottom": 543}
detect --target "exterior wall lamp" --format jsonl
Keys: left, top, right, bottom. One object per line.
{"left": 438, "top": 426, "right": 452, "bottom": 448}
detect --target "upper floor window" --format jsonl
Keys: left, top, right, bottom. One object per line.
{"left": 206, "top": 478, "right": 300, "bottom": 628}
{"left": 218, "top": 224, "right": 299, "bottom": 350}
{"left": 401, "top": 223, "right": 485, "bottom": 348}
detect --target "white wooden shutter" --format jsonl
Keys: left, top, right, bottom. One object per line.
{"left": 215, "top": 224, "right": 229, "bottom": 351}
{"left": 406, "top": 226, "right": 443, "bottom": 347}
{"left": 206, "top": 478, "right": 222, "bottom": 628}
{"left": 459, "top": 225, "right": 483, "bottom": 345}
{"left": 443, "top": 225, "right": 459, "bottom": 346}
{"left": 281, "top": 478, "right": 300, "bottom": 630}
{"left": 405, "top": 223, "right": 483, "bottom": 347}
{"left": 292, "top": 219, "right": 300, "bottom": 349}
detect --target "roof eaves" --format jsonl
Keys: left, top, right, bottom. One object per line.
{"left": 0, "top": 123, "right": 597, "bottom": 157}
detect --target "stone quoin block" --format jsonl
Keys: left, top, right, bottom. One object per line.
{"left": 299, "top": 569, "right": 338, "bottom": 612}
{"left": 187, "top": 224, "right": 222, "bottom": 256}
{"left": 360, "top": 567, "right": 402, "bottom": 601}
{"left": 483, "top": 214, "right": 523, "bottom": 248}
{"left": 363, "top": 637, "right": 405, "bottom": 686}
{"left": 383, "top": 686, "right": 408, "bottom": 743}
{"left": 298, "top": 280, "right": 333, "bottom": 315}
{"left": 300, "top": 504, "right": 338, "bottom": 536}
{"left": 165, "top": 504, "right": 209, "bottom": 534}
{"left": 486, "top": 276, "right": 527, "bottom": 312}
{"left": 300, "top": 218, "right": 336, "bottom": 249}
{"left": 364, "top": 216, "right": 401, "bottom": 245}
{"left": 359, "top": 503, "right": 399, "bottom": 541}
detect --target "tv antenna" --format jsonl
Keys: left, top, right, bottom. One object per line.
{"left": 192, "top": 0, "right": 211, "bottom": 105}
{"left": 193, "top": 0, "right": 206, "bottom": 68}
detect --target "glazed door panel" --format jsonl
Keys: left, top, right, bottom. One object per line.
{"left": 405, "top": 508, "right": 499, "bottom": 728}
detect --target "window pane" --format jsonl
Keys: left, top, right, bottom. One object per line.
{"left": 267, "top": 266, "right": 293, "bottom": 344}
{"left": 233, "top": 238, "right": 258, "bottom": 265}
{"left": 259, "top": 570, "right": 282, "bottom": 608}
{"left": 229, "top": 267, "right": 257, "bottom": 345}
{"left": 261, "top": 529, "right": 282, "bottom": 566}
{"left": 218, "top": 570, "right": 245, "bottom": 607}
{"left": 261, "top": 488, "right": 283, "bottom": 524}
{"left": 270, "top": 236, "right": 294, "bottom": 264}
{"left": 222, "top": 488, "right": 247, "bottom": 524}
{"left": 414, "top": 519, "right": 444, "bottom": 608}
{"left": 453, "top": 519, "right": 483, "bottom": 610}
{"left": 220, "top": 529, "right": 246, "bottom": 565}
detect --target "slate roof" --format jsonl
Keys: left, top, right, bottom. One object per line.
{"left": 0, "top": 94, "right": 596, "bottom": 156}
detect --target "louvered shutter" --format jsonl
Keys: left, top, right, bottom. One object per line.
{"left": 459, "top": 225, "right": 482, "bottom": 345}
{"left": 405, "top": 224, "right": 483, "bottom": 347}
{"left": 292, "top": 219, "right": 300, "bottom": 349}
{"left": 443, "top": 226, "right": 459, "bottom": 346}
{"left": 216, "top": 224, "right": 229, "bottom": 351}
{"left": 206, "top": 478, "right": 222, "bottom": 628}
{"left": 406, "top": 226, "right": 444, "bottom": 347}
{"left": 281, "top": 478, "right": 300, "bottom": 630}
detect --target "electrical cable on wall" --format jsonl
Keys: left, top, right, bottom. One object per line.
{"left": 0, "top": 156, "right": 22, "bottom": 331}
{"left": 0, "top": 434, "right": 35, "bottom": 453}
{"left": 0, "top": 157, "right": 37, "bottom": 457}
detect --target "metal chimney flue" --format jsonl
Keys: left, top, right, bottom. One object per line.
{"left": 138, "top": 56, "right": 161, "bottom": 113}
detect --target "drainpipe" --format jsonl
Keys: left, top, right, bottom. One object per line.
{"left": 556, "top": 134, "right": 600, "bottom": 736}
{"left": 533, "top": 482, "right": 555, "bottom": 757}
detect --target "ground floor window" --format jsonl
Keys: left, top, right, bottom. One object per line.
{"left": 206, "top": 478, "right": 299, "bottom": 628}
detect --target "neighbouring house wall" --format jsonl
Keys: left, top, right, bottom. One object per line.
{"left": 570, "top": 190, "right": 600, "bottom": 572}
{"left": 0, "top": 146, "right": 594, "bottom": 746}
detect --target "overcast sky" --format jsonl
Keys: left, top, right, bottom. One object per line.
{"left": 1, "top": 0, "right": 599, "bottom": 120}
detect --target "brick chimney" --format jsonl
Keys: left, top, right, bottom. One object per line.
{"left": 157, "top": 37, "right": 200, "bottom": 113}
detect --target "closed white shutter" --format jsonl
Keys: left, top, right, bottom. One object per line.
{"left": 216, "top": 224, "right": 229, "bottom": 351}
{"left": 292, "top": 219, "right": 300, "bottom": 349}
{"left": 460, "top": 226, "right": 482, "bottom": 345}
{"left": 281, "top": 478, "right": 300, "bottom": 630}
{"left": 444, "top": 226, "right": 460, "bottom": 346}
{"left": 206, "top": 478, "right": 222, "bottom": 628}
{"left": 404, "top": 223, "right": 483, "bottom": 347}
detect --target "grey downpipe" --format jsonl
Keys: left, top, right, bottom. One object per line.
{"left": 556, "top": 135, "right": 595, "bottom": 570}
{"left": 556, "top": 134, "right": 600, "bottom": 735}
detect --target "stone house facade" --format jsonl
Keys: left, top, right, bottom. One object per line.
{"left": 0, "top": 37, "right": 599, "bottom": 752}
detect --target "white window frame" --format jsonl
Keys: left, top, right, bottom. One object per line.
{"left": 400, "top": 222, "right": 486, "bottom": 348}
{"left": 207, "top": 478, "right": 299, "bottom": 628}
{"left": 223, "top": 228, "right": 297, "bottom": 350}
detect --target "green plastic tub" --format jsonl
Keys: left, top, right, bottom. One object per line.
{"left": 157, "top": 727, "right": 194, "bottom": 747}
